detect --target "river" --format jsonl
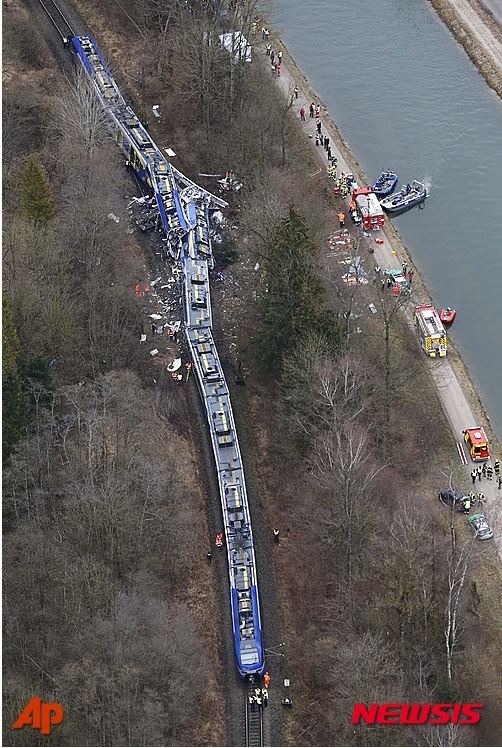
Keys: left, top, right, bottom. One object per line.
{"left": 273, "top": 0, "right": 502, "bottom": 438}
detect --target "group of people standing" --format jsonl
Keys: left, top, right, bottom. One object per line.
{"left": 471, "top": 458, "right": 501, "bottom": 488}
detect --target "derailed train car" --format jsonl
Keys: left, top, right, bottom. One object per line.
{"left": 71, "top": 35, "right": 264, "bottom": 677}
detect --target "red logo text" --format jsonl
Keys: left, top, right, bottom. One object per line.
{"left": 351, "top": 703, "right": 483, "bottom": 726}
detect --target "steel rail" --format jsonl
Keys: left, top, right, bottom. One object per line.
{"left": 37, "top": 0, "right": 75, "bottom": 40}
{"left": 245, "top": 682, "right": 264, "bottom": 747}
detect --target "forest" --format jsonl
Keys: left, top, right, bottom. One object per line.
{"left": 3, "top": 0, "right": 502, "bottom": 746}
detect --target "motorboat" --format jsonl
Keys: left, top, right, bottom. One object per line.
{"left": 439, "top": 307, "right": 457, "bottom": 326}
{"left": 380, "top": 180, "right": 428, "bottom": 213}
{"left": 373, "top": 170, "right": 398, "bottom": 198}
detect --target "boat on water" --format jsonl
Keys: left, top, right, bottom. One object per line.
{"left": 439, "top": 307, "right": 457, "bottom": 326}
{"left": 380, "top": 180, "right": 428, "bottom": 213}
{"left": 373, "top": 170, "right": 398, "bottom": 198}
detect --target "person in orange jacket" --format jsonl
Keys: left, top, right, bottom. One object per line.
{"left": 263, "top": 672, "right": 271, "bottom": 689}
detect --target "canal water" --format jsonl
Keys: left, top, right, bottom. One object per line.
{"left": 274, "top": 0, "right": 502, "bottom": 438}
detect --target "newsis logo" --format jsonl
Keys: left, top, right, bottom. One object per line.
{"left": 352, "top": 703, "right": 484, "bottom": 726}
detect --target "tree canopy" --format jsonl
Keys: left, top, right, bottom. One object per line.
{"left": 20, "top": 153, "right": 55, "bottom": 224}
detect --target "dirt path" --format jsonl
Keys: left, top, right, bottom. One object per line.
{"left": 267, "top": 42, "right": 502, "bottom": 558}
{"left": 428, "top": 0, "right": 502, "bottom": 97}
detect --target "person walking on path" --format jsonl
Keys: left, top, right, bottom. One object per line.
{"left": 408, "top": 268, "right": 414, "bottom": 287}
{"left": 266, "top": 43, "right": 271, "bottom": 56}
{"left": 316, "top": 119, "right": 322, "bottom": 135}
{"left": 319, "top": 134, "right": 324, "bottom": 147}
{"left": 270, "top": 50, "right": 275, "bottom": 65}
{"left": 498, "top": 475, "right": 502, "bottom": 490}
{"left": 477, "top": 465, "right": 482, "bottom": 481}
{"left": 277, "top": 50, "right": 283, "bottom": 63}
{"left": 276, "top": 63, "right": 281, "bottom": 76}
{"left": 299, "top": 106, "right": 305, "bottom": 121}
{"left": 324, "top": 136, "right": 330, "bottom": 151}
{"left": 495, "top": 458, "right": 500, "bottom": 475}
{"left": 271, "top": 62, "right": 276, "bottom": 74}
{"left": 482, "top": 462, "right": 487, "bottom": 477}
{"left": 471, "top": 468, "right": 477, "bottom": 485}
{"left": 315, "top": 105, "right": 320, "bottom": 117}
{"left": 273, "top": 529, "right": 280, "bottom": 543}
{"left": 309, "top": 102, "right": 315, "bottom": 118}
{"left": 327, "top": 146, "right": 332, "bottom": 160}
{"left": 294, "top": 85, "right": 299, "bottom": 98}
{"left": 315, "top": 134, "right": 319, "bottom": 146}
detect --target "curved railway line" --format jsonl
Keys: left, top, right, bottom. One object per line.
{"left": 35, "top": 0, "right": 268, "bottom": 741}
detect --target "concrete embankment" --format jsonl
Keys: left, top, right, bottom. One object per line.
{"left": 263, "top": 34, "right": 502, "bottom": 554}
{"left": 427, "top": 0, "right": 502, "bottom": 99}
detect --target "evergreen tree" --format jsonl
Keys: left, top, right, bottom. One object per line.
{"left": 257, "top": 207, "right": 323, "bottom": 372}
{"left": 2, "top": 294, "right": 28, "bottom": 459}
{"left": 20, "top": 154, "right": 55, "bottom": 224}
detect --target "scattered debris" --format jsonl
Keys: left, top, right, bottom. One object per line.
{"left": 368, "top": 303, "right": 377, "bottom": 314}
{"left": 108, "top": 212, "right": 120, "bottom": 223}
{"left": 150, "top": 348, "right": 159, "bottom": 356}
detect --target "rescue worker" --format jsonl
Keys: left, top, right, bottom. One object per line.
{"left": 309, "top": 102, "right": 315, "bottom": 118}
{"left": 282, "top": 698, "right": 293, "bottom": 708}
{"left": 477, "top": 465, "right": 483, "bottom": 481}
{"left": 498, "top": 475, "right": 502, "bottom": 490}
{"left": 471, "top": 469, "right": 477, "bottom": 485}
{"left": 315, "top": 134, "right": 319, "bottom": 146}
{"left": 482, "top": 462, "right": 487, "bottom": 477}
{"left": 262, "top": 687, "right": 269, "bottom": 706}
{"left": 316, "top": 119, "right": 322, "bottom": 135}
{"left": 277, "top": 50, "right": 283, "bottom": 62}
{"left": 338, "top": 212, "right": 345, "bottom": 229}
{"left": 294, "top": 85, "right": 299, "bottom": 98}
{"left": 407, "top": 267, "right": 414, "bottom": 287}
{"left": 263, "top": 672, "right": 271, "bottom": 689}
{"left": 266, "top": 43, "right": 271, "bottom": 56}
{"left": 477, "top": 492, "right": 485, "bottom": 508}
{"left": 249, "top": 694, "right": 256, "bottom": 713}
{"left": 487, "top": 464, "right": 493, "bottom": 480}
{"left": 463, "top": 496, "right": 471, "bottom": 513}
{"left": 494, "top": 459, "right": 500, "bottom": 475}
{"left": 273, "top": 529, "right": 280, "bottom": 543}
{"left": 255, "top": 692, "right": 263, "bottom": 709}
{"left": 206, "top": 551, "right": 212, "bottom": 563}
{"left": 324, "top": 136, "right": 330, "bottom": 151}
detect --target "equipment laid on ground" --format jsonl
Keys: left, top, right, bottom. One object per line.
{"left": 71, "top": 34, "right": 264, "bottom": 678}
{"left": 414, "top": 304, "right": 447, "bottom": 357}
{"left": 463, "top": 427, "right": 490, "bottom": 462}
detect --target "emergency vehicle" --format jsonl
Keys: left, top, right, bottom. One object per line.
{"left": 463, "top": 427, "right": 490, "bottom": 461}
{"left": 352, "top": 187, "right": 385, "bottom": 230}
{"left": 414, "top": 304, "right": 447, "bottom": 357}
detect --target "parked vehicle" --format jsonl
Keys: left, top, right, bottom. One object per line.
{"left": 468, "top": 513, "right": 493, "bottom": 541}
{"left": 373, "top": 170, "right": 398, "bottom": 197}
{"left": 438, "top": 488, "right": 470, "bottom": 513}
{"left": 463, "top": 427, "right": 490, "bottom": 461}
{"left": 384, "top": 268, "right": 408, "bottom": 289}
{"left": 415, "top": 304, "right": 447, "bottom": 357}
{"left": 352, "top": 187, "right": 385, "bottom": 230}
{"left": 380, "top": 180, "right": 428, "bottom": 213}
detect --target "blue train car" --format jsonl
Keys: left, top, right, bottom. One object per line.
{"left": 71, "top": 34, "right": 265, "bottom": 678}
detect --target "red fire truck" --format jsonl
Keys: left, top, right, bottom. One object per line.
{"left": 352, "top": 187, "right": 385, "bottom": 231}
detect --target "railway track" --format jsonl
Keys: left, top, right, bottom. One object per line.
{"left": 245, "top": 682, "right": 264, "bottom": 747}
{"left": 37, "top": 0, "right": 75, "bottom": 41}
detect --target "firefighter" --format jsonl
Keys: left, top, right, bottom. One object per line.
{"left": 477, "top": 465, "right": 482, "bottom": 481}
{"left": 249, "top": 694, "right": 256, "bottom": 713}
{"left": 463, "top": 496, "right": 471, "bottom": 513}
{"left": 495, "top": 459, "right": 500, "bottom": 475}
{"left": 487, "top": 464, "right": 493, "bottom": 480}
{"left": 471, "top": 469, "right": 477, "bottom": 485}
{"left": 477, "top": 493, "right": 485, "bottom": 508}
{"left": 262, "top": 687, "right": 269, "bottom": 706}
{"left": 273, "top": 529, "right": 280, "bottom": 544}
{"left": 263, "top": 672, "right": 271, "bottom": 689}
{"left": 206, "top": 551, "right": 212, "bottom": 564}
{"left": 482, "top": 462, "right": 487, "bottom": 477}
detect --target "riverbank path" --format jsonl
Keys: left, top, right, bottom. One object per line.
{"left": 265, "top": 40, "right": 502, "bottom": 553}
